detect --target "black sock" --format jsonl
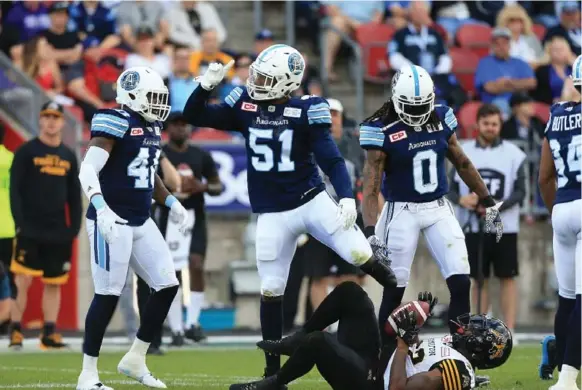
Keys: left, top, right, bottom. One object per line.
{"left": 276, "top": 332, "right": 321, "bottom": 384}
{"left": 378, "top": 286, "right": 405, "bottom": 331}
{"left": 11, "top": 322, "right": 21, "bottom": 332}
{"left": 562, "top": 295, "right": 581, "bottom": 369}
{"left": 261, "top": 296, "right": 283, "bottom": 376}
{"left": 136, "top": 278, "right": 163, "bottom": 348}
{"left": 446, "top": 274, "right": 471, "bottom": 334}
{"left": 136, "top": 285, "right": 178, "bottom": 343}
{"left": 555, "top": 295, "right": 576, "bottom": 371}
{"left": 43, "top": 322, "right": 55, "bottom": 337}
{"left": 83, "top": 294, "right": 119, "bottom": 357}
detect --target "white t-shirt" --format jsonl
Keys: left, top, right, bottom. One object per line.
{"left": 125, "top": 54, "right": 172, "bottom": 80}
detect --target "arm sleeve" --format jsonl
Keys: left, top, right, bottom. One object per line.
{"left": 78, "top": 146, "right": 110, "bottom": 202}
{"left": 67, "top": 153, "right": 83, "bottom": 237}
{"left": 9, "top": 146, "right": 27, "bottom": 232}
{"left": 359, "top": 124, "right": 386, "bottom": 150}
{"left": 498, "top": 159, "right": 527, "bottom": 212}
{"left": 182, "top": 83, "right": 238, "bottom": 130}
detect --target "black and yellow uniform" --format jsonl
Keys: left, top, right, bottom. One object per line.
{"left": 9, "top": 138, "right": 82, "bottom": 285}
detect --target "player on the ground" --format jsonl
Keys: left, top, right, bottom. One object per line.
{"left": 183, "top": 44, "right": 397, "bottom": 380}
{"left": 538, "top": 54, "right": 581, "bottom": 390}
{"left": 76, "top": 66, "right": 189, "bottom": 390}
{"left": 360, "top": 65, "right": 504, "bottom": 340}
{"left": 229, "top": 282, "right": 512, "bottom": 389}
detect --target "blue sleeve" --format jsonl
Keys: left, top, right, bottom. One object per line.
{"left": 90, "top": 109, "right": 129, "bottom": 139}
{"left": 311, "top": 127, "right": 353, "bottom": 200}
{"left": 516, "top": 59, "right": 534, "bottom": 79}
{"left": 306, "top": 98, "right": 332, "bottom": 125}
{"left": 359, "top": 123, "right": 386, "bottom": 150}
{"left": 183, "top": 83, "right": 239, "bottom": 131}
{"left": 474, "top": 58, "right": 494, "bottom": 89}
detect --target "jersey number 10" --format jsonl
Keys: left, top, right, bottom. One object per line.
{"left": 128, "top": 147, "right": 161, "bottom": 189}
{"left": 249, "top": 128, "right": 295, "bottom": 172}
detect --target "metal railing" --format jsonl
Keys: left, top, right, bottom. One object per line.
{"left": 0, "top": 52, "right": 82, "bottom": 155}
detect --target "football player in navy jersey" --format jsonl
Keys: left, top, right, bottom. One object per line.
{"left": 76, "top": 67, "right": 189, "bottom": 390}
{"left": 183, "top": 44, "right": 397, "bottom": 381}
{"left": 538, "top": 54, "right": 581, "bottom": 390}
{"left": 360, "top": 65, "right": 504, "bottom": 344}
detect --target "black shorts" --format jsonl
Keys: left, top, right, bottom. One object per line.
{"left": 10, "top": 235, "right": 72, "bottom": 285}
{"left": 466, "top": 233, "right": 518, "bottom": 279}
{"left": 154, "top": 206, "right": 208, "bottom": 258}
{"left": 0, "top": 238, "right": 14, "bottom": 299}
{"left": 303, "top": 236, "right": 363, "bottom": 280}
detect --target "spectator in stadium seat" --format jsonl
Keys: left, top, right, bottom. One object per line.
{"left": 125, "top": 26, "right": 171, "bottom": 79}
{"left": 385, "top": 1, "right": 409, "bottom": 31}
{"left": 4, "top": 1, "right": 51, "bottom": 43}
{"left": 466, "top": 1, "right": 532, "bottom": 27}
{"left": 0, "top": 7, "right": 23, "bottom": 61}
{"left": 42, "top": 2, "right": 105, "bottom": 120}
{"left": 543, "top": 1, "right": 581, "bottom": 56}
{"left": 532, "top": 36, "right": 576, "bottom": 104}
{"left": 253, "top": 29, "right": 275, "bottom": 59}
{"left": 501, "top": 92, "right": 544, "bottom": 150}
{"left": 19, "top": 36, "right": 65, "bottom": 100}
{"left": 322, "top": 0, "right": 384, "bottom": 81}
{"left": 167, "top": 1, "right": 227, "bottom": 50}
{"left": 167, "top": 45, "right": 197, "bottom": 113}
{"left": 496, "top": 4, "right": 544, "bottom": 68}
{"left": 189, "top": 29, "right": 234, "bottom": 79}
{"left": 68, "top": 1, "right": 121, "bottom": 63}
{"left": 475, "top": 27, "right": 536, "bottom": 116}
{"left": 432, "top": 1, "right": 482, "bottom": 40}
{"left": 116, "top": 0, "right": 169, "bottom": 50}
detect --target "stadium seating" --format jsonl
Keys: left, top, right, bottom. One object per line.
{"left": 356, "top": 23, "right": 395, "bottom": 83}
{"left": 449, "top": 47, "right": 480, "bottom": 97}
{"left": 532, "top": 24, "right": 547, "bottom": 41}
{"left": 457, "top": 101, "right": 483, "bottom": 139}
{"left": 456, "top": 24, "right": 492, "bottom": 59}
{"left": 533, "top": 101, "right": 550, "bottom": 123}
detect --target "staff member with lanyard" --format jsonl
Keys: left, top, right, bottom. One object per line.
{"left": 448, "top": 103, "right": 526, "bottom": 339}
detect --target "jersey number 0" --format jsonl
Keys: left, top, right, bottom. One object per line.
{"left": 249, "top": 127, "right": 295, "bottom": 172}
{"left": 413, "top": 150, "right": 438, "bottom": 194}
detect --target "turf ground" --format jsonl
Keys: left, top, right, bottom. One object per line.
{"left": 0, "top": 344, "right": 557, "bottom": 389}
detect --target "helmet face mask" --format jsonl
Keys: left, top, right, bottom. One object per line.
{"left": 116, "top": 67, "right": 171, "bottom": 122}
{"left": 391, "top": 66, "right": 435, "bottom": 127}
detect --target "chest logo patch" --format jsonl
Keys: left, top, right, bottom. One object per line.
{"left": 389, "top": 130, "right": 407, "bottom": 142}
{"left": 283, "top": 107, "right": 302, "bottom": 118}
{"left": 131, "top": 128, "right": 144, "bottom": 136}
{"left": 242, "top": 102, "right": 258, "bottom": 112}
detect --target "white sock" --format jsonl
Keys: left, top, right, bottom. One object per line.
{"left": 558, "top": 365, "right": 580, "bottom": 385}
{"left": 129, "top": 337, "right": 150, "bottom": 356}
{"left": 168, "top": 288, "right": 184, "bottom": 334}
{"left": 187, "top": 291, "right": 204, "bottom": 328}
{"left": 82, "top": 354, "right": 98, "bottom": 372}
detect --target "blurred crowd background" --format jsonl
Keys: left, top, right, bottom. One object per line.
{"left": 0, "top": 0, "right": 579, "bottom": 340}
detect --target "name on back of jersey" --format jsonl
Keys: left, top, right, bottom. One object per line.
{"left": 551, "top": 111, "right": 581, "bottom": 132}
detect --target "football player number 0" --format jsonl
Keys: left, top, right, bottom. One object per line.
{"left": 549, "top": 135, "right": 581, "bottom": 188}
{"left": 249, "top": 127, "right": 295, "bottom": 172}
{"left": 413, "top": 150, "right": 438, "bottom": 194}
{"left": 128, "top": 147, "right": 161, "bottom": 189}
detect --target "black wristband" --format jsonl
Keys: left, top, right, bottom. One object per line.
{"left": 364, "top": 226, "right": 376, "bottom": 238}
{"left": 480, "top": 195, "right": 496, "bottom": 208}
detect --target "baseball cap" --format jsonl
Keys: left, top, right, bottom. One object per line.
{"left": 40, "top": 101, "right": 64, "bottom": 117}
{"left": 561, "top": 1, "right": 580, "bottom": 12}
{"left": 491, "top": 27, "right": 512, "bottom": 40}
{"left": 255, "top": 29, "right": 274, "bottom": 41}
{"left": 509, "top": 92, "right": 533, "bottom": 108}
{"left": 327, "top": 98, "right": 344, "bottom": 113}
{"left": 136, "top": 25, "right": 155, "bottom": 39}
{"left": 49, "top": 1, "right": 69, "bottom": 14}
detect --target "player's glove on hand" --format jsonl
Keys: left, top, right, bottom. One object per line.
{"left": 393, "top": 310, "right": 420, "bottom": 346}
{"left": 417, "top": 291, "right": 438, "bottom": 316}
{"left": 198, "top": 60, "right": 234, "bottom": 91}
{"left": 169, "top": 200, "right": 190, "bottom": 234}
{"left": 482, "top": 196, "right": 504, "bottom": 242}
{"left": 96, "top": 205, "right": 128, "bottom": 244}
{"left": 368, "top": 235, "right": 391, "bottom": 265}
{"left": 337, "top": 198, "right": 357, "bottom": 230}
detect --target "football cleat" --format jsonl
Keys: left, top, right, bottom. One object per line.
{"left": 76, "top": 370, "right": 114, "bottom": 390}
{"left": 146, "top": 345, "right": 165, "bottom": 356}
{"left": 549, "top": 384, "right": 581, "bottom": 390}
{"left": 40, "top": 333, "right": 69, "bottom": 350}
{"left": 8, "top": 329, "right": 23, "bottom": 350}
{"left": 185, "top": 325, "right": 207, "bottom": 343}
{"left": 475, "top": 375, "right": 491, "bottom": 387}
{"left": 169, "top": 333, "right": 185, "bottom": 347}
{"left": 117, "top": 352, "right": 167, "bottom": 388}
{"left": 539, "top": 335, "right": 557, "bottom": 380}
{"left": 256, "top": 330, "right": 306, "bottom": 357}
{"left": 229, "top": 376, "right": 284, "bottom": 390}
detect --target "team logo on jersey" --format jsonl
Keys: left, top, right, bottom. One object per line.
{"left": 120, "top": 70, "right": 140, "bottom": 91}
{"left": 287, "top": 53, "right": 305, "bottom": 75}
{"left": 389, "top": 130, "right": 407, "bottom": 142}
{"left": 268, "top": 105, "right": 275, "bottom": 112}
{"left": 283, "top": 107, "right": 302, "bottom": 118}
{"left": 131, "top": 128, "right": 144, "bottom": 136}
{"left": 242, "top": 102, "right": 258, "bottom": 112}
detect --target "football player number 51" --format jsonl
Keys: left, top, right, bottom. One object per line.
{"left": 128, "top": 147, "right": 161, "bottom": 189}
{"left": 249, "top": 127, "right": 295, "bottom": 172}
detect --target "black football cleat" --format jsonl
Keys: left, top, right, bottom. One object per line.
{"left": 40, "top": 333, "right": 68, "bottom": 350}
{"left": 475, "top": 375, "right": 490, "bottom": 387}
{"left": 169, "top": 333, "right": 185, "bottom": 347}
{"left": 185, "top": 325, "right": 207, "bottom": 343}
{"left": 229, "top": 376, "right": 285, "bottom": 390}
{"left": 257, "top": 330, "right": 306, "bottom": 357}
{"left": 146, "top": 345, "right": 165, "bottom": 356}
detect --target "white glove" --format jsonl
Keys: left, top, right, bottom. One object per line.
{"left": 337, "top": 198, "right": 357, "bottom": 230}
{"left": 484, "top": 201, "right": 504, "bottom": 243}
{"left": 96, "top": 205, "right": 128, "bottom": 244}
{"left": 169, "top": 201, "right": 190, "bottom": 233}
{"left": 198, "top": 60, "right": 235, "bottom": 91}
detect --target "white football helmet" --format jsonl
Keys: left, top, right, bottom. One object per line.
{"left": 247, "top": 44, "right": 305, "bottom": 101}
{"left": 573, "top": 54, "right": 582, "bottom": 92}
{"left": 116, "top": 66, "right": 170, "bottom": 122}
{"left": 391, "top": 65, "right": 435, "bottom": 127}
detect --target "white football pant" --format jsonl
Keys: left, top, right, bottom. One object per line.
{"left": 552, "top": 199, "right": 581, "bottom": 299}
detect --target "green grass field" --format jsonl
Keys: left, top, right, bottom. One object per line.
{"left": 0, "top": 345, "right": 555, "bottom": 389}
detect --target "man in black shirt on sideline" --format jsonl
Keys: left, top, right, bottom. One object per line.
{"left": 155, "top": 112, "right": 222, "bottom": 345}
{"left": 8, "top": 101, "right": 82, "bottom": 350}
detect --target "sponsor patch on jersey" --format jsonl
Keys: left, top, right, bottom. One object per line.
{"left": 283, "top": 107, "right": 302, "bottom": 118}
{"left": 389, "top": 130, "right": 407, "bottom": 142}
{"left": 242, "top": 102, "right": 258, "bottom": 112}
{"left": 426, "top": 122, "right": 444, "bottom": 133}
{"left": 131, "top": 127, "right": 144, "bottom": 136}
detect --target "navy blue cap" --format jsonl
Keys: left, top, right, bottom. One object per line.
{"left": 255, "top": 29, "right": 274, "bottom": 41}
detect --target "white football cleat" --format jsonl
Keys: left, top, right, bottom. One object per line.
{"left": 117, "top": 352, "right": 167, "bottom": 388}
{"left": 549, "top": 384, "right": 581, "bottom": 390}
{"left": 76, "top": 369, "right": 114, "bottom": 390}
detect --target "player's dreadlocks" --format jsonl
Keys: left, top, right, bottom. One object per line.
{"left": 362, "top": 99, "right": 440, "bottom": 128}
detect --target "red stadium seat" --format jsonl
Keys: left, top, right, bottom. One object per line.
{"left": 533, "top": 102, "right": 551, "bottom": 123}
{"left": 457, "top": 101, "right": 483, "bottom": 139}
{"left": 449, "top": 47, "right": 480, "bottom": 97}
{"left": 456, "top": 24, "right": 492, "bottom": 59}
{"left": 356, "top": 23, "right": 395, "bottom": 83}
{"left": 532, "top": 24, "right": 547, "bottom": 41}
